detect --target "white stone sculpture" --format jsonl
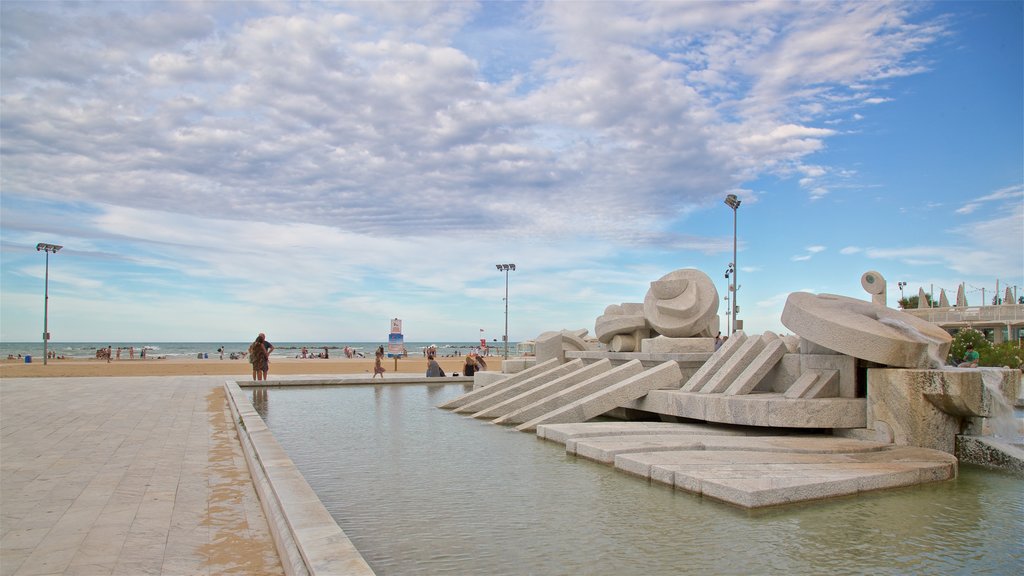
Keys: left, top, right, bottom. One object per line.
{"left": 594, "top": 303, "right": 648, "bottom": 352}
{"left": 642, "top": 269, "right": 720, "bottom": 338}
{"left": 860, "top": 270, "right": 886, "bottom": 307}
{"left": 780, "top": 292, "right": 951, "bottom": 369}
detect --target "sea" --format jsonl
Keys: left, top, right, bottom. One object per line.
{"left": 1, "top": 341, "right": 520, "bottom": 361}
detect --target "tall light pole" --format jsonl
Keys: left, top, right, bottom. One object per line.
{"left": 723, "top": 264, "right": 734, "bottom": 337}
{"left": 897, "top": 281, "right": 907, "bottom": 306}
{"left": 36, "top": 243, "right": 63, "bottom": 365}
{"left": 496, "top": 263, "right": 516, "bottom": 359}
{"left": 724, "top": 194, "right": 741, "bottom": 334}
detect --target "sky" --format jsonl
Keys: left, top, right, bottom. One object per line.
{"left": 1, "top": 0, "right": 1022, "bottom": 344}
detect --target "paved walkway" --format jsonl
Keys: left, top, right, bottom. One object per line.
{"left": 1, "top": 377, "right": 284, "bottom": 576}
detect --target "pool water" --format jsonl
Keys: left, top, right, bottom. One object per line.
{"left": 255, "top": 384, "right": 1023, "bottom": 575}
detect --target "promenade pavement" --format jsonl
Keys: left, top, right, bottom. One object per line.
{"left": 1, "top": 376, "right": 284, "bottom": 576}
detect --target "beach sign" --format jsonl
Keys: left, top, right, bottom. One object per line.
{"left": 388, "top": 318, "right": 404, "bottom": 359}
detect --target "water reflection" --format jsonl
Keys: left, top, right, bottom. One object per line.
{"left": 257, "top": 385, "right": 1023, "bottom": 575}
{"left": 251, "top": 386, "right": 268, "bottom": 415}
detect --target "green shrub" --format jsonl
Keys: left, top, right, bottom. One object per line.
{"left": 986, "top": 341, "right": 1024, "bottom": 370}
{"left": 948, "top": 328, "right": 1023, "bottom": 368}
{"left": 948, "top": 329, "right": 991, "bottom": 365}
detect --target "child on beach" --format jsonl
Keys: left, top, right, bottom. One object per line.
{"left": 373, "top": 349, "right": 386, "bottom": 378}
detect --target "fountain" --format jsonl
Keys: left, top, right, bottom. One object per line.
{"left": 440, "top": 268, "right": 1023, "bottom": 508}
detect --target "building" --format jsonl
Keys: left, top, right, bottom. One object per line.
{"left": 902, "top": 304, "right": 1024, "bottom": 345}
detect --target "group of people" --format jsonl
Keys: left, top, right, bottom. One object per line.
{"left": 95, "top": 346, "right": 144, "bottom": 362}
{"left": 247, "top": 335, "right": 496, "bottom": 381}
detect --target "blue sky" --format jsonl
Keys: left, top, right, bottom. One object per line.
{"left": 1, "top": 1, "right": 1021, "bottom": 344}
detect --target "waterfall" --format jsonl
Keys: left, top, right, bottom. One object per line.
{"left": 877, "top": 317, "right": 947, "bottom": 368}
{"left": 979, "top": 368, "right": 1022, "bottom": 444}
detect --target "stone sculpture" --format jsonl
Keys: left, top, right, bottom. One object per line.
{"left": 780, "top": 292, "right": 951, "bottom": 368}
{"left": 594, "top": 303, "right": 648, "bottom": 352}
{"left": 642, "top": 268, "right": 719, "bottom": 338}
{"left": 593, "top": 268, "right": 720, "bottom": 352}
{"left": 860, "top": 270, "right": 886, "bottom": 306}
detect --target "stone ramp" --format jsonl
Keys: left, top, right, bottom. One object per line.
{"left": 536, "top": 422, "right": 957, "bottom": 509}
{"left": 454, "top": 359, "right": 585, "bottom": 414}
{"left": 497, "top": 360, "right": 645, "bottom": 426}
{"left": 516, "top": 361, "right": 683, "bottom": 432}
{"left": 474, "top": 359, "right": 613, "bottom": 420}
{"left": 438, "top": 358, "right": 560, "bottom": 409}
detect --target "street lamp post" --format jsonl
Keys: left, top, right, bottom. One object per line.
{"left": 36, "top": 243, "right": 63, "bottom": 365}
{"left": 495, "top": 263, "right": 516, "bottom": 359}
{"left": 897, "top": 281, "right": 907, "bottom": 306}
{"left": 724, "top": 194, "right": 741, "bottom": 334}
{"left": 723, "top": 264, "right": 734, "bottom": 337}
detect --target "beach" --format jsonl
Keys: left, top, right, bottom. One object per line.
{"left": 0, "top": 354, "right": 479, "bottom": 379}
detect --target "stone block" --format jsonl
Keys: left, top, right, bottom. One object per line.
{"left": 681, "top": 331, "right": 748, "bottom": 392}
{"left": 761, "top": 354, "right": 801, "bottom": 393}
{"left": 866, "top": 368, "right": 965, "bottom": 453}
{"left": 800, "top": 354, "right": 857, "bottom": 397}
{"left": 640, "top": 336, "right": 715, "bottom": 354}
{"left": 724, "top": 339, "right": 788, "bottom": 396}
{"left": 472, "top": 371, "right": 507, "bottom": 390}
{"left": 701, "top": 334, "right": 768, "bottom": 394}
{"left": 501, "top": 358, "right": 536, "bottom": 373}
{"left": 784, "top": 369, "right": 838, "bottom": 399}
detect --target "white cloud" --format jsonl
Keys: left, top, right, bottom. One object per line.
{"left": 1, "top": 1, "right": 972, "bottom": 341}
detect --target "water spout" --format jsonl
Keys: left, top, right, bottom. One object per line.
{"left": 979, "top": 368, "right": 1022, "bottom": 444}
{"left": 878, "top": 317, "right": 947, "bottom": 369}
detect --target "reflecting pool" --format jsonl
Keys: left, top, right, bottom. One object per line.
{"left": 254, "top": 384, "right": 1023, "bottom": 575}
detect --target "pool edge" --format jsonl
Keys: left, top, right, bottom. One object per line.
{"left": 224, "top": 380, "right": 376, "bottom": 576}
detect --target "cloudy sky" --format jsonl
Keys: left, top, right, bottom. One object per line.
{"left": 2, "top": 1, "right": 1021, "bottom": 345}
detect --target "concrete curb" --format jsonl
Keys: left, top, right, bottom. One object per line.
{"left": 224, "top": 380, "right": 376, "bottom": 576}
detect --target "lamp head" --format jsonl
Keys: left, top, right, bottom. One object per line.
{"left": 724, "top": 194, "right": 741, "bottom": 209}
{"left": 36, "top": 243, "right": 63, "bottom": 253}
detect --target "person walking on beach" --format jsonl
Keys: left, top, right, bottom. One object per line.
{"left": 373, "top": 348, "right": 386, "bottom": 379}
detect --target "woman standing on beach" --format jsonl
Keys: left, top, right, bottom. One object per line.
{"left": 248, "top": 334, "right": 270, "bottom": 381}
{"left": 373, "top": 348, "right": 386, "bottom": 379}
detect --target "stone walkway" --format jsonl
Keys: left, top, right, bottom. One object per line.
{"left": 1, "top": 377, "right": 284, "bottom": 576}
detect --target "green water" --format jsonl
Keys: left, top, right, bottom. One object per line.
{"left": 256, "top": 384, "right": 1023, "bottom": 575}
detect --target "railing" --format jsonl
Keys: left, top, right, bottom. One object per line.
{"left": 902, "top": 304, "right": 1024, "bottom": 325}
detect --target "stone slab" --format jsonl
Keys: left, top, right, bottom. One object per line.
{"left": 640, "top": 336, "right": 715, "bottom": 354}
{"left": 482, "top": 359, "right": 612, "bottom": 421}
{"left": 437, "top": 358, "right": 560, "bottom": 409}
{"left": 502, "top": 360, "right": 645, "bottom": 427}
{"left": 680, "top": 331, "right": 748, "bottom": 392}
{"left": 517, "top": 361, "right": 683, "bottom": 432}
{"left": 629, "top": 390, "right": 867, "bottom": 429}
{"left": 614, "top": 443, "right": 956, "bottom": 508}
{"left": 701, "top": 334, "right": 768, "bottom": 394}
{"left": 455, "top": 359, "right": 583, "bottom": 414}
{"left": 724, "top": 339, "right": 788, "bottom": 396}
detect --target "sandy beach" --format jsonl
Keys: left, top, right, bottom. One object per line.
{"left": 0, "top": 354, "right": 480, "bottom": 379}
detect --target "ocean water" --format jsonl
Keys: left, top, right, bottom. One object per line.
{"left": 0, "top": 341, "right": 518, "bottom": 360}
